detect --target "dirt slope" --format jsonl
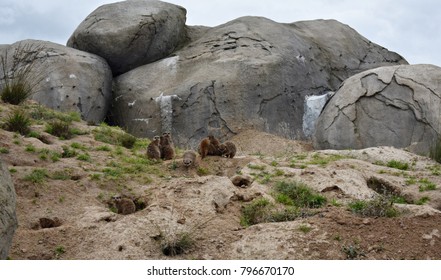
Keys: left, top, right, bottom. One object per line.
{"left": 1, "top": 102, "right": 440, "bottom": 260}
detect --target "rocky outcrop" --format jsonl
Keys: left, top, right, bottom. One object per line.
{"left": 313, "top": 64, "right": 441, "bottom": 154}
{"left": 67, "top": 0, "right": 187, "bottom": 76}
{"left": 1, "top": 40, "right": 112, "bottom": 124}
{"left": 110, "top": 17, "right": 407, "bottom": 147}
{"left": 0, "top": 159, "right": 17, "bottom": 259}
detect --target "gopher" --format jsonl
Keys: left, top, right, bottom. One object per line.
{"left": 160, "top": 132, "right": 175, "bottom": 160}
{"left": 230, "top": 174, "right": 253, "bottom": 188}
{"left": 182, "top": 150, "right": 197, "bottom": 167}
{"left": 146, "top": 135, "right": 161, "bottom": 160}
{"left": 112, "top": 195, "right": 136, "bottom": 215}
{"left": 198, "top": 135, "right": 222, "bottom": 159}
{"left": 220, "top": 141, "right": 236, "bottom": 158}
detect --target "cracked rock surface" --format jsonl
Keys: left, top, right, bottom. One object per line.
{"left": 111, "top": 16, "right": 406, "bottom": 148}
{"left": 67, "top": 0, "right": 187, "bottom": 76}
{"left": 1, "top": 40, "right": 112, "bottom": 124}
{"left": 313, "top": 64, "right": 441, "bottom": 154}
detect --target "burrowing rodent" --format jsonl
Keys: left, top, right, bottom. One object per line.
{"left": 182, "top": 150, "right": 197, "bottom": 167}
{"left": 230, "top": 174, "right": 253, "bottom": 187}
{"left": 146, "top": 135, "right": 161, "bottom": 160}
{"left": 112, "top": 195, "right": 136, "bottom": 215}
{"left": 198, "top": 135, "right": 222, "bottom": 159}
{"left": 220, "top": 141, "right": 236, "bottom": 158}
{"left": 160, "top": 132, "right": 175, "bottom": 160}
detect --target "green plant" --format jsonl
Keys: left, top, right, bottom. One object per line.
{"left": 1, "top": 43, "right": 46, "bottom": 105}
{"left": 161, "top": 232, "right": 193, "bottom": 256}
{"left": 342, "top": 244, "right": 365, "bottom": 260}
{"left": 96, "top": 145, "right": 112, "bottom": 152}
{"left": 92, "top": 123, "right": 136, "bottom": 148}
{"left": 429, "top": 137, "right": 441, "bottom": 164}
{"left": 61, "top": 146, "right": 77, "bottom": 158}
{"left": 248, "top": 164, "right": 266, "bottom": 170}
{"left": 415, "top": 196, "right": 430, "bottom": 205}
{"left": 386, "top": 160, "right": 409, "bottom": 170}
{"left": 76, "top": 153, "right": 91, "bottom": 162}
{"left": 348, "top": 195, "right": 398, "bottom": 217}
{"left": 197, "top": 167, "right": 209, "bottom": 176}
{"left": 275, "top": 180, "right": 327, "bottom": 208}
{"left": 25, "top": 144, "right": 36, "bottom": 152}
{"left": 45, "top": 119, "right": 72, "bottom": 139}
{"left": 24, "top": 169, "right": 48, "bottom": 184}
{"left": 418, "top": 178, "right": 437, "bottom": 192}
{"left": 240, "top": 198, "right": 272, "bottom": 227}
{"left": 308, "top": 153, "right": 344, "bottom": 166}
{"left": 54, "top": 245, "right": 65, "bottom": 258}
{"left": 0, "top": 147, "right": 9, "bottom": 154}
{"left": 298, "top": 224, "right": 312, "bottom": 233}
{"left": 4, "top": 109, "right": 31, "bottom": 135}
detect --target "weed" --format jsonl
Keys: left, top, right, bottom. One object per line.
{"left": 240, "top": 198, "right": 272, "bottom": 227}
{"left": 267, "top": 206, "right": 301, "bottom": 223}
{"left": 273, "top": 169, "right": 285, "bottom": 176}
{"left": 308, "top": 153, "right": 344, "bottom": 166}
{"left": 386, "top": 160, "right": 409, "bottom": 170}
{"left": 51, "top": 170, "right": 71, "bottom": 180}
{"left": 0, "top": 147, "right": 9, "bottom": 154}
{"left": 25, "top": 144, "right": 36, "bottom": 152}
{"left": 96, "top": 145, "right": 112, "bottom": 152}
{"left": 274, "top": 180, "right": 327, "bottom": 208}
{"left": 298, "top": 224, "right": 312, "bottom": 233}
{"left": 342, "top": 244, "right": 365, "bottom": 260}
{"left": 76, "top": 153, "right": 91, "bottom": 162}
{"left": 90, "top": 173, "right": 101, "bottom": 181}
{"left": 418, "top": 178, "right": 437, "bottom": 192}
{"left": 61, "top": 146, "right": 77, "bottom": 158}
{"left": 248, "top": 164, "right": 266, "bottom": 170}
{"left": 270, "top": 160, "right": 279, "bottom": 167}
{"left": 58, "top": 196, "right": 65, "bottom": 203}
{"left": 415, "top": 196, "right": 430, "bottom": 205}
{"left": 9, "top": 168, "right": 17, "bottom": 173}
{"left": 70, "top": 142, "right": 87, "bottom": 150}
{"left": 54, "top": 245, "right": 65, "bottom": 258}
{"left": 24, "top": 169, "right": 48, "bottom": 184}
{"left": 348, "top": 195, "right": 398, "bottom": 217}
{"left": 45, "top": 119, "right": 72, "bottom": 139}
{"left": 4, "top": 109, "right": 31, "bottom": 135}
{"left": 197, "top": 167, "right": 209, "bottom": 176}
{"left": 1, "top": 43, "right": 47, "bottom": 105}
{"left": 92, "top": 123, "right": 137, "bottom": 148}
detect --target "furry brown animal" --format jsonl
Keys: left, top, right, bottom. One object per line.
{"left": 230, "top": 175, "right": 253, "bottom": 187}
{"left": 182, "top": 150, "right": 197, "bottom": 167}
{"left": 112, "top": 195, "right": 136, "bottom": 215}
{"left": 198, "top": 135, "right": 222, "bottom": 159}
{"left": 220, "top": 141, "right": 236, "bottom": 158}
{"left": 146, "top": 135, "right": 161, "bottom": 160}
{"left": 160, "top": 132, "right": 175, "bottom": 160}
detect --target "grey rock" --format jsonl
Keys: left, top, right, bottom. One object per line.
{"left": 313, "top": 64, "right": 441, "bottom": 154}
{"left": 0, "top": 159, "right": 17, "bottom": 260}
{"left": 111, "top": 17, "right": 406, "bottom": 147}
{"left": 1, "top": 40, "right": 112, "bottom": 124}
{"left": 67, "top": 0, "right": 187, "bottom": 75}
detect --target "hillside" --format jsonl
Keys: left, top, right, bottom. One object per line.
{"left": 1, "top": 100, "right": 441, "bottom": 260}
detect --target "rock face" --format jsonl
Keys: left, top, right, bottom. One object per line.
{"left": 111, "top": 17, "right": 407, "bottom": 147}
{"left": 0, "top": 159, "right": 17, "bottom": 259}
{"left": 67, "top": 0, "right": 187, "bottom": 76}
{"left": 313, "top": 64, "right": 441, "bottom": 154}
{"left": 1, "top": 40, "right": 112, "bottom": 124}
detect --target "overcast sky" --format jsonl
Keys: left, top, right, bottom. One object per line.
{"left": 0, "top": 0, "right": 440, "bottom": 66}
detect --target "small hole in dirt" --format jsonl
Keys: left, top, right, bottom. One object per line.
{"left": 162, "top": 245, "right": 184, "bottom": 256}
{"left": 39, "top": 217, "right": 62, "bottom": 229}
{"left": 367, "top": 177, "right": 400, "bottom": 196}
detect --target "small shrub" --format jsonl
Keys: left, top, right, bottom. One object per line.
{"left": 1, "top": 43, "right": 46, "bottom": 105}
{"left": 76, "top": 153, "right": 91, "bottom": 162}
{"left": 45, "top": 120, "right": 72, "bottom": 139}
{"left": 386, "top": 160, "right": 409, "bottom": 170}
{"left": 24, "top": 169, "right": 48, "bottom": 184}
{"left": 4, "top": 109, "right": 31, "bottom": 135}
{"left": 119, "top": 132, "right": 137, "bottom": 149}
{"left": 418, "top": 178, "right": 437, "bottom": 192}
{"left": 275, "top": 180, "right": 327, "bottom": 208}
{"left": 415, "top": 196, "right": 430, "bottom": 205}
{"left": 298, "top": 224, "right": 312, "bottom": 233}
{"left": 240, "top": 198, "right": 272, "bottom": 227}
{"left": 348, "top": 195, "right": 398, "bottom": 217}
{"left": 61, "top": 146, "right": 77, "bottom": 158}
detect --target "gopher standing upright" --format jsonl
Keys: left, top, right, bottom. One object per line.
{"left": 112, "top": 195, "right": 136, "bottom": 215}
{"left": 198, "top": 135, "right": 222, "bottom": 159}
{"left": 160, "top": 132, "right": 175, "bottom": 160}
{"left": 146, "top": 135, "right": 161, "bottom": 160}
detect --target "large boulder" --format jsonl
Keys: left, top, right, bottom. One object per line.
{"left": 67, "top": 0, "right": 187, "bottom": 76}
{"left": 1, "top": 40, "right": 112, "bottom": 123}
{"left": 111, "top": 17, "right": 407, "bottom": 147}
{"left": 313, "top": 64, "right": 441, "bottom": 154}
{"left": 0, "top": 159, "right": 17, "bottom": 259}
